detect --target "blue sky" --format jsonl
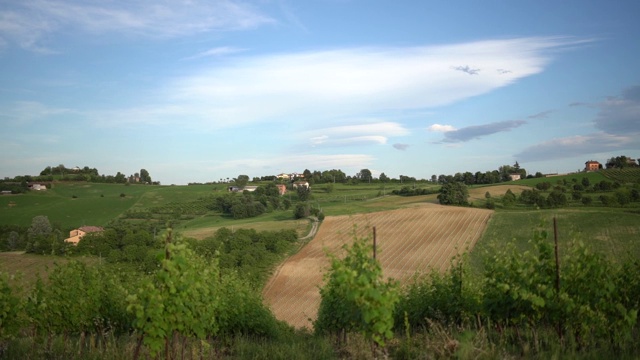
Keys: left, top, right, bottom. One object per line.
{"left": 1, "top": 1, "right": 639, "bottom": 185}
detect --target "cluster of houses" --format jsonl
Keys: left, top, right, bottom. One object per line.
{"left": 227, "top": 172, "right": 310, "bottom": 194}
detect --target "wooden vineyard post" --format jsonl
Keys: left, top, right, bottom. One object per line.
{"left": 373, "top": 226, "right": 377, "bottom": 260}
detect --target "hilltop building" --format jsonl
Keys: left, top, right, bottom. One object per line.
{"left": 585, "top": 160, "right": 601, "bottom": 172}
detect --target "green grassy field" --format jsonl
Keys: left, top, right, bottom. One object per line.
{"left": 469, "top": 207, "right": 640, "bottom": 273}
{"left": 0, "top": 181, "right": 437, "bottom": 231}
{"left": 511, "top": 171, "right": 609, "bottom": 187}
{"left": 0, "top": 183, "right": 149, "bottom": 227}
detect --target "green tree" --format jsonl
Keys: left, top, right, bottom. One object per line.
{"left": 26, "top": 216, "right": 53, "bottom": 254}
{"left": 294, "top": 203, "right": 310, "bottom": 219}
{"left": 235, "top": 175, "right": 249, "bottom": 188}
{"left": 358, "top": 169, "right": 373, "bottom": 183}
{"left": 546, "top": 190, "right": 568, "bottom": 207}
{"left": 379, "top": 172, "right": 389, "bottom": 183}
{"left": 502, "top": 189, "right": 516, "bottom": 206}
{"left": 437, "top": 182, "right": 469, "bottom": 206}
{"left": 140, "top": 169, "right": 151, "bottom": 184}
{"left": 296, "top": 185, "right": 311, "bottom": 201}
{"left": 114, "top": 172, "right": 127, "bottom": 184}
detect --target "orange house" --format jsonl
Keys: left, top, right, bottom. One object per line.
{"left": 65, "top": 226, "right": 104, "bottom": 245}
{"left": 585, "top": 160, "right": 601, "bottom": 172}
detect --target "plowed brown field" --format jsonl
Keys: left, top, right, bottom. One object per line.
{"left": 263, "top": 203, "right": 493, "bottom": 329}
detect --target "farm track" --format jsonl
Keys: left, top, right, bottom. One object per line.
{"left": 263, "top": 204, "right": 493, "bottom": 329}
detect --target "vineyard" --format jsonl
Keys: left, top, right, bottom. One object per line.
{"left": 602, "top": 168, "right": 640, "bottom": 184}
{"left": 263, "top": 204, "right": 493, "bottom": 328}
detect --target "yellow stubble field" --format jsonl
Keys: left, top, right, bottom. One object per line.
{"left": 263, "top": 203, "right": 493, "bottom": 328}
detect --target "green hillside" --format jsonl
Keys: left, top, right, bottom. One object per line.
{"left": 0, "top": 181, "right": 434, "bottom": 231}
{"left": 1, "top": 183, "right": 159, "bottom": 228}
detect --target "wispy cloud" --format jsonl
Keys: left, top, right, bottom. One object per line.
{"left": 427, "top": 124, "right": 457, "bottom": 132}
{"left": 142, "top": 37, "right": 580, "bottom": 130}
{"left": 515, "top": 133, "right": 636, "bottom": 162}
{"left": 210, "top": 153, "right": 375, "bottom": 173}
{"left": 439, "top": 120, "right": 527, "bottom": 143}
{"left": 0, "top": 101, "right": 73, "bottom": 124}
{"left": 515, "top": 85, "right": 640, "bottom": 162}
{"left": 528, "top": 110, "right": 553, "bottom": 119}
{"left": 594, "top": 85, "right": 640, "bottom": 135}
{"left": 183, "top": 46, "right": 246, "bottom": 60}
{"left": 393, "top": 143, "right": 409, "bottom": 151}
{"left": 0, "top": 0, "right": 274, "bottom": 51}
{"left": 453, "top": 65, "right": 480, "bottom": 75}
{"left": 306, "top": 121, "right": 408, "bottom": 148}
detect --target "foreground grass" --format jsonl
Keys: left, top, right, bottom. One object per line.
{"left": 4, "top": 327, "right": 638, "bottom": 360}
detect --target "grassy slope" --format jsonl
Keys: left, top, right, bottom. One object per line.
{"left": 0, "top": 181, "right": 436, "bottom": 234}
{"left": 0, "top": 183, "right": 153, "bottom": 228}
{"left": 469, "top": 207, "right": 640, "bottom": 274}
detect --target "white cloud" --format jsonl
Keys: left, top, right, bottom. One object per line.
{"left": 428, "top": 124, "right": 457, "bottom": 132}
{"left": 305, "top": 121, "right": 407, "bottom": 148}
{"left": 1, "top": 101, "right": 73, "bottom": 124}
{"left": 149, "top": 37, "right": 582, "bottom": 130}
{"left": 316, "top": 122, "right": 409, "bottom": 137}
{"left": 515, "top": 132, "right": 637, "bottom": 162}
{"left": 207, "top": 153, "right": 375, "bottom": 173}
{"left": 0, "top": 0, "right": 273, "bottom": 51}
{"left": 183, "top": 46, "right": 246, "bottom": 60}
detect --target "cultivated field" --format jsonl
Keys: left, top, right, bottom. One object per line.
{"left": 263, "top": 203, "right": 493, "bottom": 328}
{"left": 468, "top": 184, "right": 531, "bottom": 203}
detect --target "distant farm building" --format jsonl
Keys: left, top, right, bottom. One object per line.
{"left": 277, "top": 172, "right": 304, "bottom": 181}
{"left": 65, "top": 226, "right": 104, "bottom": 245}
{"left": 509, "top": 174, "right": 521, "bottom": 181}
{"left": 585, "top": 160, "right": 601, "bottom": 172}
{"left": 228, "top": 186, "right": 258, "bottom": 193}
{"left": 293, "top": 181, "right": 310, "bottom": 189}
{"left": 28, "top": 184, "right": 47, "bottom": 191}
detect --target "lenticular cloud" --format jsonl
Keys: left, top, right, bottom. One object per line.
{"left": 166, "top": 37, "right": 582, "bottom": 129}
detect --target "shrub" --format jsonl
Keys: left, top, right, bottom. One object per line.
{"left": 294, "top": 203, "right": 310, "bottom": 219}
